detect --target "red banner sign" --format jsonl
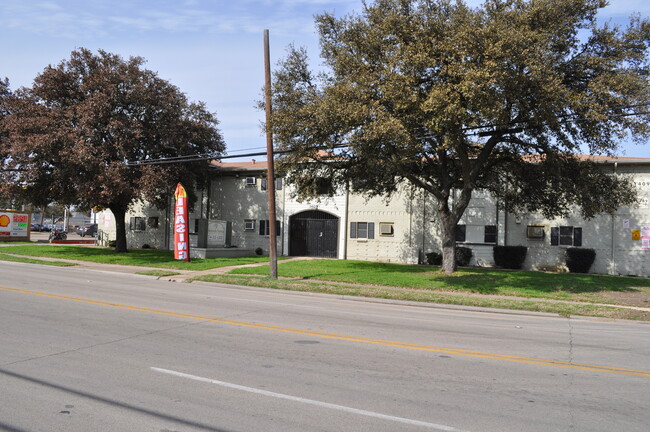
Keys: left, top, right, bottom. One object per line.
{"left": 174, "top": 183, "right": 190, "bottom": 261}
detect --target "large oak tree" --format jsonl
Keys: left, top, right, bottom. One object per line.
{"left": 1, "top": 49, "right": 225, "bottom": 251}
{"left": 270, "top": 0, "right": 650, "bottom": 272}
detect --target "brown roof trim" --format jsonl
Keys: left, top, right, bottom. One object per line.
{"left": 208, "top": 154, "right": 650, "bottom": 172}
{"left": 209, "top": 160, "right": 268, "bottom": 172}
{"left": 575, "top": 154, "right": 650, "bottom": 163}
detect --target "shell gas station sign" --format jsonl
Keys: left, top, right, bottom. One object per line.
{"left": 0, "top": 210, "right": 30, "bottom": 240}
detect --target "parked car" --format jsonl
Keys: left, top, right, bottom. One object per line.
{"left": 30, "top": 223, "right": 42, "bottom": 231}
{"left": 78, "top": 224, "right": 98, "bottom": 237}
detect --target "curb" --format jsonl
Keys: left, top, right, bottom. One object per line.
{"left": 186, "top": 280, "right": 600, "bottom": 321}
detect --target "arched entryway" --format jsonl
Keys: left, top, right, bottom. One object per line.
{"left": 289, "top": 210, "right": 339, "bottom": 258}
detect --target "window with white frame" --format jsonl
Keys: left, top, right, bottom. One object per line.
{"left": 148, "top": 217, "right": 159, "bottom": 229}
{"left": 315, "top": 177, "right": 333, "bottom": 195}
{"left": 484, "top": 225, "right": 497, "bottom": 243}
{"left": 261, "top": 178, "right": 282, "bottom": 191}
{"left": 245, "top": 176, "right": 256, "bottom": 186}
{"left": 244, "top": 219, "right": 256, "bottom": 231}
{"left": 129, "top": 217, "right": 146, "bottom": 231}
{"left": 259, "top": 220, "right": 281, "bottom": 236}
{"left": 349, "top": 222, "right": 375, "bottom": 239}
{"left": 551, "top": 226, "right": 582, "bottom": 246}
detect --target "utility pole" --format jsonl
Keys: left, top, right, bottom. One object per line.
{"left": 264, "top": 29, "right": 278, "bottom": 279}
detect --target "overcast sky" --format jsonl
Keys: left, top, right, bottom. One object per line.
{"left": 1, "top": 0, "right": 649, "bottom": 159}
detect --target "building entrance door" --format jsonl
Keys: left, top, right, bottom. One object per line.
{"left": 289, "top": 210, "right": 339, "bottom": 258}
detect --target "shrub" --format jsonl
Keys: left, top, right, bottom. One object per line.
{"left": 141, "top": 244, "right": 151, "bottom": 249}
{"left": 425, "top": 246, "right": 472, "bottom": 267}
{"left": 455, "top": 246, "right": 473, "bottom": 267}
{"left": 566, "top": 248, "right": 596, "bottom": 273}
{"left": 426, "top": 249, "right": 472, "bottom": 266}
{"left": 255, "top": 247, "right": 264, "bottom": 256}
{"left": 493, "top": 246, "right": 528, "bottom": 270}
{"left": 536, "top": 264, "right": 568, "bottom": 273}
{"left": 425, "top": 251, "right": 442, "bottom": 265}
{"left": 108, "top": 240, "right": 116, "bottom": 247}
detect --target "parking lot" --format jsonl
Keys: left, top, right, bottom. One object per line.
{"left": 28, "top": 230, "right": 91, "bottom": 242}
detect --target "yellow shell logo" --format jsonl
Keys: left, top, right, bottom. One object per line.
{"left": 0, "top": 215, "right": 10, "bottom": 227}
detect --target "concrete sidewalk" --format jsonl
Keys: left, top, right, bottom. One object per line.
{"left": 162, "top": 256, "right": 314, "bottom": 282}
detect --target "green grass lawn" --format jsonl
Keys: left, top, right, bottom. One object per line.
{"left": 0, "top": 252, "right": 78, "bottom": 267}
{"left": 229, "top": 259, "right": 650, "bottom": 303}
{"left": 0, "top": 245, "right": 273, "bottom": 270}
{"left": 193, "top": 273, "right": 650, "bottom": 320}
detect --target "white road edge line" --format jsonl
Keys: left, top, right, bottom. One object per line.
{"left": 151, "top": 367, "right": 470, "bottom": 431}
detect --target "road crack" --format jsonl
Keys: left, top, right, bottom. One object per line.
{"left": 1, "top": 320, "right": 209, "bottom": 368}
{"left": 566, "top": 316, "right": 576, "bottom": 431}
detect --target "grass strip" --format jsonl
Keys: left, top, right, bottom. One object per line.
{"left": 0, "top": 245, "right": 273, "bottom": 270}
{"left": 0, "top": 252, "right": 78, "bottom": 267}
{"left": 229, "top": 260, "right": 650, "bottom": 304}
{"left": 191, "top": 274, "right": 650, "bottom": 321}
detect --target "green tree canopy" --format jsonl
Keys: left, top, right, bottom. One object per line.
{"left": 1, "top": 49, "right": 225, "bottom": 251}
{"left": 270, "top": 0, "right": 650, "bottom": 272}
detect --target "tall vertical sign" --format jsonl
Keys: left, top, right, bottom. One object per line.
{"left": 174, "top": 183, "right": 190, "bottom": 261}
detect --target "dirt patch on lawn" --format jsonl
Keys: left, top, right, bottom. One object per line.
{"left": 600, "top": 290, "right": 650, "bottom": 308}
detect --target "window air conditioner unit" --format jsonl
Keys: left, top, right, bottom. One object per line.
{"left": 379, "top": 223, "right": 394, "bottom": 235}
{"left": 245, "top": 176, "right": 256, "bottom": 186}
{"left": 527, "top": 225, "right": 545, "bottom": 239}
{"left": 244, "top": 220, "right": 255, "bottom": 231}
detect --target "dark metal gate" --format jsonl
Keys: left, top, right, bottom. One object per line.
{"left": 289, "top": 210, "right": 339, "bottom": 258}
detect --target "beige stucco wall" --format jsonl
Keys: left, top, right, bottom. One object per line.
{"left": 499, "top": 165, "right": 650, "bottom": 276}
{"left": 346, "top": 187, "right": 420, "bottom": 264}
{"left": 210, "top": 171, "right": 286, "bottom": 255}
{"left": 100, "top": 161, "right": 650, "bottom": 277}
{"left": 96, "top": 200, "right": 171, "bottom": 249}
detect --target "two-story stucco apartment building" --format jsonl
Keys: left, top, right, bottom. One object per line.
{"left": 96, "top": 155, "right": 650, "bottom": 277}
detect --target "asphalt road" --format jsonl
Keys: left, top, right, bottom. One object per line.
{"left": 1, "top": 261, "right": 649, "bottom": 432}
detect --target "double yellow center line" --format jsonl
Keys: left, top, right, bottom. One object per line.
{"left": 2, "top": 285, "right": 649, "bottom": 378}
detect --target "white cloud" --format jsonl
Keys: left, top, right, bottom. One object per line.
{"left": 0, "top": 0, "right": 350, "bottom": 39}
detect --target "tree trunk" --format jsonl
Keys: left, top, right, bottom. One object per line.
{"left": 110, "top": 205, "right": 128, "bottom": 253}
{"left": 439, "top": 212, "right": 457, "bottom": 274}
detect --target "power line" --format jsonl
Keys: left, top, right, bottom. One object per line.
{"left": 126, "top": 103, "right": 650, "bottom": 166}
{"left": 126, "top": 144, "right": 349, "bottom": 166}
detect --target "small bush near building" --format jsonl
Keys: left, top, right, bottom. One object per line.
{"left": 255, "top": 247, "right": 264, "bottom": 256}
{"left": 425, "top": 251, "right": 443, "bottom": 265}
{"left": 536, "top": 264, "right": 568, "bottom": 273}
{"left": 566, "top": 248, "right": 596, "bottom": 273}
{"left": 455, "top": 246, "right": 473, "bottom": 267}
{"left": 493, "top": 245, "right": 528, "bottom": 270}
{"left": 425, "top": 248, "right": 472, "bottom": 266}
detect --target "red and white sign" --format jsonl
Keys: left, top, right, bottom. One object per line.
{"left": 173, "top": 183, "right": 190, "bottom": 261}
{"left": 0, "top": 211, "right": 29, "bottom": 237}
